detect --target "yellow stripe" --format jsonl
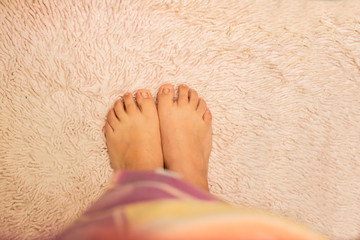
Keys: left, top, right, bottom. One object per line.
{"left": 124, "top": 200, "right": 329, "bottom": 240}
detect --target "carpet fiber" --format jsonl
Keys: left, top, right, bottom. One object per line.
{"left": 1, "top": 0, "right": 360, "bottom": 239}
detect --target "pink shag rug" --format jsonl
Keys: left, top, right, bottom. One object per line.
{"left": 1, "top": 0, "right": 360, "bottom": 239}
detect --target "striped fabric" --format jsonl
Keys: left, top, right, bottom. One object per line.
{"left": 59, "top": 170, "right": 329, "bottom": 240}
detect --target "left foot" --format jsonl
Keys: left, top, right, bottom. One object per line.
{"left": 104, "top": 90, "right": 163, "bottom": 171}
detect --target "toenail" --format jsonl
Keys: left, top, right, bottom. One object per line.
{"left": 162, "top": 88, "right": 170, "bottom": 94}
{"left": 141, "top": 91, "right": 149, "bottom": 98}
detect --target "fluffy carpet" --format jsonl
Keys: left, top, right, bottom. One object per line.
{"left": 1, "top": 0, "right": 360, "bottom": 239}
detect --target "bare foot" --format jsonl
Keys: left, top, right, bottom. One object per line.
{"left": 157, "top": 84, "right": 212, "bottom": 191}
{"left": 104, "top": 90, "right": 163, "bottom": 171}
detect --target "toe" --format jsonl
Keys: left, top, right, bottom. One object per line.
{"left": 114, "top": 99, "right": 126, "bottom": 120}
{"left": 136, "top": 89, "right": 157, "bottom": 116}
{"left": 196, "top": 98, "right": 207, "bottom": 115}
{"left": 203, "top": 108, "right": 212, "bottom": 123}
{"left": 189, "top": 88, "right": 199, "bottom": 109}
{"left": 122, "top": 92, "right": 138, "bottom": 114}
{"left": 157, "top": 83, "right": 175, "bottom": 110}
{"left": 107, "top": 109, "right": 120, "bottom": 130}
{"left": 104, "top": 122, "right": 114, "bottom": 137}
{"left": 177, "top": 84, "right": 190, "bottom": 106}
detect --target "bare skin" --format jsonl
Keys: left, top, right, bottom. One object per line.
{"left": 105, "top": 84, "right": 212, "bottom": 191}
{"left": 104, "top": 90, "right": 163, "bottom": 171}
{"left": 157, "top": 84, "right": 212, "bottom": 191}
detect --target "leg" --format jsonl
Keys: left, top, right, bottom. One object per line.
{"left": 59, "top": 88, "right": 216, "bottom": 240}
{"left": 59, "top": 86, "right": 328, "bottom": 240}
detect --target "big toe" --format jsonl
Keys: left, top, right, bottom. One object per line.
{"left": 135, "top": 89, "right": 157, "bottom": 117}
{"left": 157, "top": 83, "right": 175, "bottom": 111}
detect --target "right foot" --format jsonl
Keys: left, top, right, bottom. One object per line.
{"left": 157, "top": 84, "right": 213, "bottom": 191}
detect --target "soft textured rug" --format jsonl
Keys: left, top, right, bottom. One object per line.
{"left": 1, "top": 0, "right": 360, "bottom": 239}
